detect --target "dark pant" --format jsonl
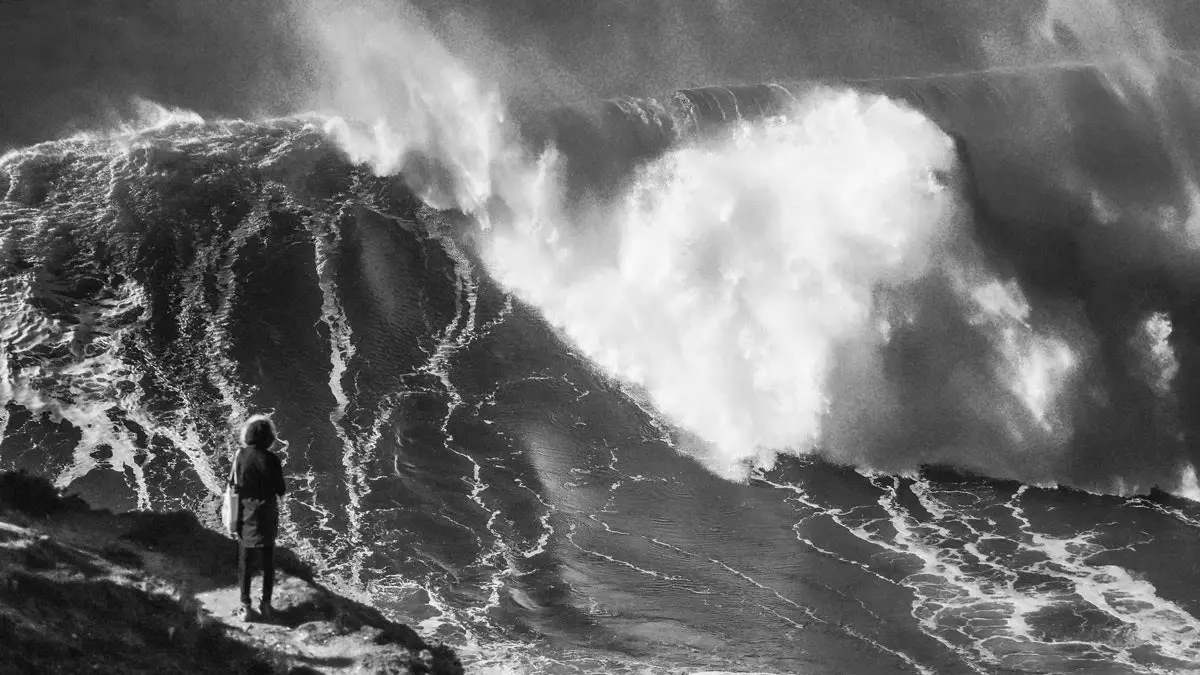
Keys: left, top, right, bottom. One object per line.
{"left": 239, "top": 543, "right": 275, "bottom": 608}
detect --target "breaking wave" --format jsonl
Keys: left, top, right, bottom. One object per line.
{"left": 8, "top": 2, "right": 1200, "bottom": 673}
{"left": 6, "top": 1, "right": 1200, "bottom": 506}
{"left": 307, "top": 6, "right": 1200, "bottom": 498}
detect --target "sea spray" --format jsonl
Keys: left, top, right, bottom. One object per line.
{"left": 295, "top": 2, "right": 975, "bottom": 480}
{"left": 311, "top": 33, "right": 1090, "bottom": 482}
{"left": 304, "top": 0, "right": 517, "bottom": 218}
{"left": 301, "top": 1, "right": 1200, "bottom": 496}
{"left": 484, "top": 89, "right": 1065, "bottom": 480}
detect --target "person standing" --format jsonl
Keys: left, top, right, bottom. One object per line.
{"left": 232, "top": 414, "right": 286, "bottom": 621}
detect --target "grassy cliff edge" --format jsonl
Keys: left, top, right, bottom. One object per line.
{"left": 0, "top": 470, "right": 463, "bottom": 675}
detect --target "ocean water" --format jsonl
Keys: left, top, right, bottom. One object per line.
{"left": 5, "top": 2, "right": 1200, "bottom": 673}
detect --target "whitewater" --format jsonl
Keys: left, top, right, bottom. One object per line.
{"left": 5, "top": 1, "right": 1200, "bottom": 673}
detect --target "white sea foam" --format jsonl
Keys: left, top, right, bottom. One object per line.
{"left": 307, "top": 204, "right": 366, "bottom": 584}
{"left": 770, "top": 474, "right": 1200, "bottom": 672}
{"left": 480, "top": 89, "right": 1090, "bottom": 483}
{"left": 1132, "top": 311, "right": 1179, "bottom": 399}
{"left": 300, "top": 0, "right": 1100, "bottom": 487}
{"left": 309, "top": 24, "right": 1094, "bottom": 484}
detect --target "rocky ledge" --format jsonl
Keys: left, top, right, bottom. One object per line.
{"left": 0, "top": 470, "right": 463, "bottom": 675}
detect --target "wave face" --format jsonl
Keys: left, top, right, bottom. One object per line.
{"left": 5, "top": 4, "right": 1200, "bottom": 674}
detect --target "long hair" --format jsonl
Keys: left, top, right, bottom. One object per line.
{"left": 239, "top": 414, "right": 277, "bottom": 449}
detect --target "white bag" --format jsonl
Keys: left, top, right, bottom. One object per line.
{"left": 220, "top": 451, "right": 239, "bottom": 536}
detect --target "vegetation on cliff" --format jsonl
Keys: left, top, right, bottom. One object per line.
{"left": 0, "top": 470, "right": 463, "bottom": 675}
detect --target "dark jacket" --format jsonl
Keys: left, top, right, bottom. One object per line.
{"left": 233, "top": 445, "right": 286, "bottom": 547}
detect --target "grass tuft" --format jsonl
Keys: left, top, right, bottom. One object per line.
{"left": 0, "top": 470, "right": 86, "bottom": 516}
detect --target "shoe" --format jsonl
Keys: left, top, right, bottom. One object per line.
{"left": 237, "top": 605, "right": 255, "bottom": 622}
{"left": 258, "top": 602, "right": 273, "bottom": 621}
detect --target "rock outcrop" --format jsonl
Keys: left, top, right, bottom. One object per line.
{"left": 0, "top": 470, "right": 463, "bottom": 675}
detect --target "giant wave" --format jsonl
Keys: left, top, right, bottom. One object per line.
{"left": 5, "top": 1, "right": 1200, "bottom": 673}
